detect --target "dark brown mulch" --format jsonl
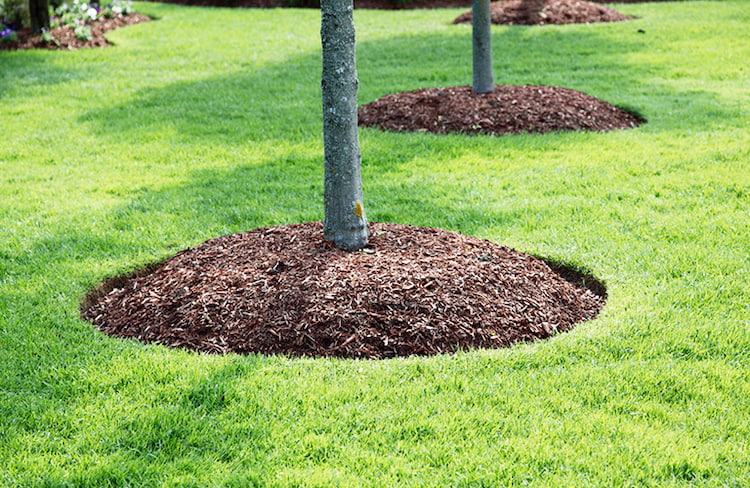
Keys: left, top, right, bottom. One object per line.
{"left": 359, "top": 85, "right": 643, "bottom": 136}
{"left": 0, "top": 13, "right": 151, "bottom": 51}
{"left": 83, "top": 222, "right": 605, "bottom": 359}
{"left": 453, "top": 0, "right": 632, "bottom": 25}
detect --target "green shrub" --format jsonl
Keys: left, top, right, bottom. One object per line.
{"left": 0, "top": 0, "right": 135, "bottom": 42}
{"left": 0, "top": 0, "right": 28, "bottom": 29}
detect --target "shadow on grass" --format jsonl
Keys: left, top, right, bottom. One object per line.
{"left": 79, "top": 23, "right": 739, "bottom": 146}
{"left": 0, "top": 55, "right": 97, "bottom": 98}
{"left": 5, "top": 16, "right": 734, "bottom": 363}
{"left": 3, "top": 354, "right": 274, "bottom": 487}
{"left": 1, "top": 19, "right": 740, "bottom": 484}
{"left": 73, "top": 360, "right": 273, "bottom": 488}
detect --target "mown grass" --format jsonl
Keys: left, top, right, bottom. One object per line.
{"left": 1, "top": 1, "right": 749, "bottom": 486}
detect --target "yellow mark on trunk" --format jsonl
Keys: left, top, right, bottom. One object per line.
{"left": 353, "top": 201, "right": 364, "bottom": 218}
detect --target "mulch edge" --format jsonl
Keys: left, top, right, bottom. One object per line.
{"left": 81, "top": 222, "right": 607, "bottom": 359}
{"left": 0, "top": 13, "right": 151, "bottom": 51}
{"left": 358, "top": 85, "right": 645, "bottom": 136}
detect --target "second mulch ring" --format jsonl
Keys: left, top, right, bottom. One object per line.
{"left": 359, "top": 85, "right": 644, "bottom": 136}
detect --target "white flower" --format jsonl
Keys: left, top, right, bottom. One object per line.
{"left": 87, "top": 7, "right": 98, "bottom": 19}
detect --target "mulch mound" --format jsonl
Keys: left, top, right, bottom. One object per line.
{"left": 453, "top": 0, "right": 632, "bottom": 25}
{"left": 83, "top": 222, "right": 605, "bottom": 359}
{"left": 359, "top": 85, "right": 643, "bottom": 136}
{"left": 0, "top": 13, "right": 150, "bottom": 51}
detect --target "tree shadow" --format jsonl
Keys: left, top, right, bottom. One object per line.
{"left": 0, "top": 55, "right": 94, "bottom": 99}
{"left": 67, "top": 21, "right": 741, "bottom": 289}
{"left": 1, "top": 11, "right": 742, "bottom": 484}
{"left": 0, "top": 343, "right": 275, "bottom": 486}
{"left": 80, "top": 22, "right": 738, "bottom": 148}
{"left": 80, "top": 52, "right": 323, "bottom": 145}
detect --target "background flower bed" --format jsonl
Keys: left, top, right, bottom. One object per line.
{"left": 0, "top": 0, "right": 144, "bottom": 49}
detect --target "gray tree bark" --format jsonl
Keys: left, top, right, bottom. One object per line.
{"left": 29, "top": 0, "right": 50, "bottom": 35}
{"left": 472, "top": 0, "right": 494, "bottom": 94}
{"left": 320, "top": 0, "right": 370, "bottom": 251}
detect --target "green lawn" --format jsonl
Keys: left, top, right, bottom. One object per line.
{"left": 1, "top": 1, "right": 749, "bottom": 486}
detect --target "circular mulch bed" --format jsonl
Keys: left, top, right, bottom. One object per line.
{"left": 452, "top": 0, "right": 632, "bottom": 26}
{"left": 359, "top": 85, "right": 643, "bottom": 136}
{"left": 82, "top": 222, "right": 606, "bottom": 359}
{"left": 0, "top": 13, "right": 151, "bottom": 51}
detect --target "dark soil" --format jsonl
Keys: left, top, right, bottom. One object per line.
{"left": 0, "top": 13, "right": 151, "bottom": 51}
{"left": 359, "top": 85, "right": 644, "bottom": 136}
{"left": 83, "top": 222, "right": 606, "bottom": 359}
{"left": 453, "top": 0, "right": 632, "bottom": 25}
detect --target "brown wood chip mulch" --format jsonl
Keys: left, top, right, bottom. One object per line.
{"left": 83, "top": 222, "right": 606, "bottom": 359}
{"left": 358, "top": 85, "right": 643, "bottom": 136}
{"left": 0, "top": 13, "right": 151, "bottom": 51}
{"left": 453, "top": 0, "right": 632, "bottom": 26}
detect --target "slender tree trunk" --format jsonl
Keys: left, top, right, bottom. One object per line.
{"left": 29, "top": 0, "right": 50, "bottom": 34}
{"left": 320, "top": 0, "right": 369, "bottom": 251}
{"left": 472, "top": 0, "right": 494, "bottom": 94}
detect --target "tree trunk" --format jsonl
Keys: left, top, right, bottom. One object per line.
{"left": 472, "top": 0, "right": 494, "bottom": 94}
{"left": 320, "top": 0, "right": 369, "bottom": 251}
{"left": 29, "top": 0, "right": 50, "bottom": 35}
